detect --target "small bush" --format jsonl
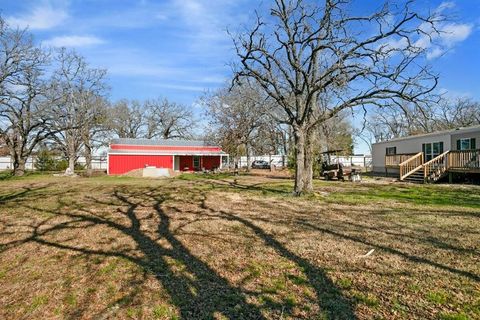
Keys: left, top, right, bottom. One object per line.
{"left": 35, "top": 149, "right": 56, "bottom": 171}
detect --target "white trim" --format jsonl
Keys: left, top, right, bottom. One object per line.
{"left": 108, "top": 152, "right": 228, "bottom": 156}
{"left": 107, "top": 154, "right": 109, "bottom": 175}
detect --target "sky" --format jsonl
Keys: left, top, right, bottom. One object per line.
{"left": 1, "top": 0, "right": 479, "bottom": 154}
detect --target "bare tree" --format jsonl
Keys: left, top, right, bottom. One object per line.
{"left": 107, "top": 99, "right": 145, "bottom": 139}
{"left": 81, "top": 94, "right": 109, "bottom": 175}
{"left": 232, "top": 0, "right": 441, "bottom": 194}
{"left": 0, "top": 16, "right": 55, "bottom": 176}
{"left": 50, "top": 48, "right": 107, "bottom": 173}
{"left": 434, "top": 98, "right": 480, "bottom": 130}
{"left": 319, "top": 114, "right": 353, "bottom": 154}
{"left": 203, "top": 83, "right": 268, "bottom": 169}
{"left": 144, "top": 98, "right": 194, "bottom": 139}
{"left": 365, "top": 97, "right": 480, "bottom": 143}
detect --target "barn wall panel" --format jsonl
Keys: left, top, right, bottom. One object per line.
{"left": 109, "top": 155, "right": 173, "bottom": 175}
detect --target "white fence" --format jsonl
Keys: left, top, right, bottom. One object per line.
{"left": 239, "top": 154, "right": 372, "bottom": 169}
{"left": 329, "top": 155, "right": 372, "bottom": 168}
{"left": 0, "top": 156, "right": 108, "bottom": 171}
{"left": 239, "top": 155, "right": 287, "bottom": 168}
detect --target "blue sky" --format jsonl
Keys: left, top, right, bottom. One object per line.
{"left": 1, "top": 0, "right": 479, "bottom": 153}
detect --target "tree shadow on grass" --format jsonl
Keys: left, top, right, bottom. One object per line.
{"left": 197, "top": 196, "right": 357, "bottom": 319}
{"left": 3, "top": 187, "right": 266, "bottom": 319}
{"left": 0, "top": 183, "right": 53, "bottom": 204}
{"left": 296, "top": 219, "right": 480, "bottom": 282}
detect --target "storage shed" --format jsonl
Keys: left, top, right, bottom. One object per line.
{"left": 107, "top": 138, "right": 228, "bottom": 175}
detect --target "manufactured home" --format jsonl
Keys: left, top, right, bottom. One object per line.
{"left": 372, "top": 125, "right": 480, "bottom": 183}
{"left": 107, "top": 138, "right": 228, "bottom": 175}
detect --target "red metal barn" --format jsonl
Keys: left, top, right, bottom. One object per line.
{"left": 107, "top": 138, "right": 228, "bottom": 175}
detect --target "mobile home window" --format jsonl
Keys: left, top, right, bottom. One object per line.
{"left": 386, "top": 147, "right": 396, "bottom": 155}
{"left": 456, "top": 138, "right": 476, "bottom": 150}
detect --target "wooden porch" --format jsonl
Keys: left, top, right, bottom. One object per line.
{"left": 385, "top": 149, "right": 480, "bottom": 183}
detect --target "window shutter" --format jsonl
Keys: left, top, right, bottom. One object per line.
{"left": 422, "top": 143, "right": 425, "bottom": 155}
{"left": 439, "top": 142, "right": 444, "bottom": 153}
{"left": 471, "top": 138, "right": 476, "bottom": 150}
{"left": 456, "top": 140, "right": 461, "bottom": 150}
{"left": 393, "top": 147, "right": 396, "bottom": 155}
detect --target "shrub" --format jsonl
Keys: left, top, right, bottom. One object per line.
{"left": 35, "top": 149, "right": 56, "bottom": 171}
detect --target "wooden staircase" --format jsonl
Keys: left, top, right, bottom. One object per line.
{"left": 399, "top": 151, "right": 449, "bottom": 184}
{"left": 399, "top": 152, "right": 424, "bottom": 183}
{"left": 404, "top": 171, "right": 425, "bottom": 183}
{"left": 424, "top": 150, "right": 450, "bottom": 183}
{"left": 387, "top": 149, "right": 480, "bottom": 184}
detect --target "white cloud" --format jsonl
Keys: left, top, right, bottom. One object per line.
{"left": 441, "top": 23, "right": 472, "bottom": 43}
{"left": 426, "top": 47, "right": 444, "bottom": 59}
{"left": 424, "top": 22, "right": 473, "bottom": 59}
{"left": 436, "top": 1, "right": 456, "bottom": 13}
{"left": 6, "top": 1, "right": 68, "bottom": 30}
{"left": 381, "top": 2, "right": 473, "bottom": 60}
{"left": 43, "top": 35, "right": 105, "bottom": 48}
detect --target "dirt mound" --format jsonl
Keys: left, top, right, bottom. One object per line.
{"left": 121, "top": 168, "right": 181, "bottom": 178}
{"left": 122, "top": 168, "right": 144, "bottom": 177}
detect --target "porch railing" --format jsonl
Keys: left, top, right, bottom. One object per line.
{"left": 424, "top": 150, "right": 450, "bottom": 182}
{"left": 399, "top": 152, "right": 423, "bottom": 180}
{"left": 449, "top": 149, "right": 480, "bottom": 170}
{"left": 385, "top": 153, "right": 417, "bottom": 167}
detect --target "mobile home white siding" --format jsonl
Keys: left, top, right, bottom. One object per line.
{"left": 372, "top": 133, "right": 451, "bottom": 173}
{"left": 372, "top": 126, "right": 480, "bottom": 174}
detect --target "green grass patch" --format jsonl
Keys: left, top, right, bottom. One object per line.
{"left": 438, "top": 312, "right": 469, "bottom": 320}
{"left": 287, "top": 273, "right": 308, "bottom": 286}
{"left": 176, "top": 172, "right": 233, "bottom": 181}
{"left": 352, "top": 292, "right": 380, "bottom": 307}
{"left": 263, "top": 278, "right": 287, "bottom": 294}
{"left": 426, "top": 290, "right": 450, "bottom": 305}
{"left": 284, "top": 293, "right": 297, "bottom": 307}
{"left": 336, "top": 277, "right": 353, "bottom": 289}
{"left": 326, "top": 184, "right": 480, "bottom": 209}
{"left": 152, "top": 305, "right": 178, "bottom": 319}
{"left": 29, "top": 295, "right": 49, "bottom": 311}
{"left": 64, "top": 292, "right": 77, "bottom": 307}
{"left": 99, "top": 260, "right": 118, "bottom": 275}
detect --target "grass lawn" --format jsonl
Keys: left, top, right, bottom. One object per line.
{"left": 0, "top": 173, "right": 479, "bottom": 319}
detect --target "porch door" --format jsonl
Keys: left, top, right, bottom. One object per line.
{"left": 422, "top": 142, "right": 443, "bottom": 161}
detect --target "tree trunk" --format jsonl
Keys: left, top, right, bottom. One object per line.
{"left": 84, "top": 139, "right": 93, "bottom": 176}
{"left": 293, "top": 128, "right": 306, "bottom": 195}
{"left": 66, "top": 132, "right": 77, "bottom": 173}
{"left": 68, "top": 156, "right": 75, "bottom": 173}
{"left": 246, "top": 143, "right": 250, "bottom": 172}
{"left": 84, "top": 146, "right": 92, "bottom": 176}
{"left": 303, "top": 131, "right": 314, "bottom": 192}
{"left": 13, "top": 155, "right": 27, "bottom": 176}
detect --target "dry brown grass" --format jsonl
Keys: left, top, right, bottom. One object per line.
{"left": 0, "top": 174, "right": 479, "bottom": 319}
